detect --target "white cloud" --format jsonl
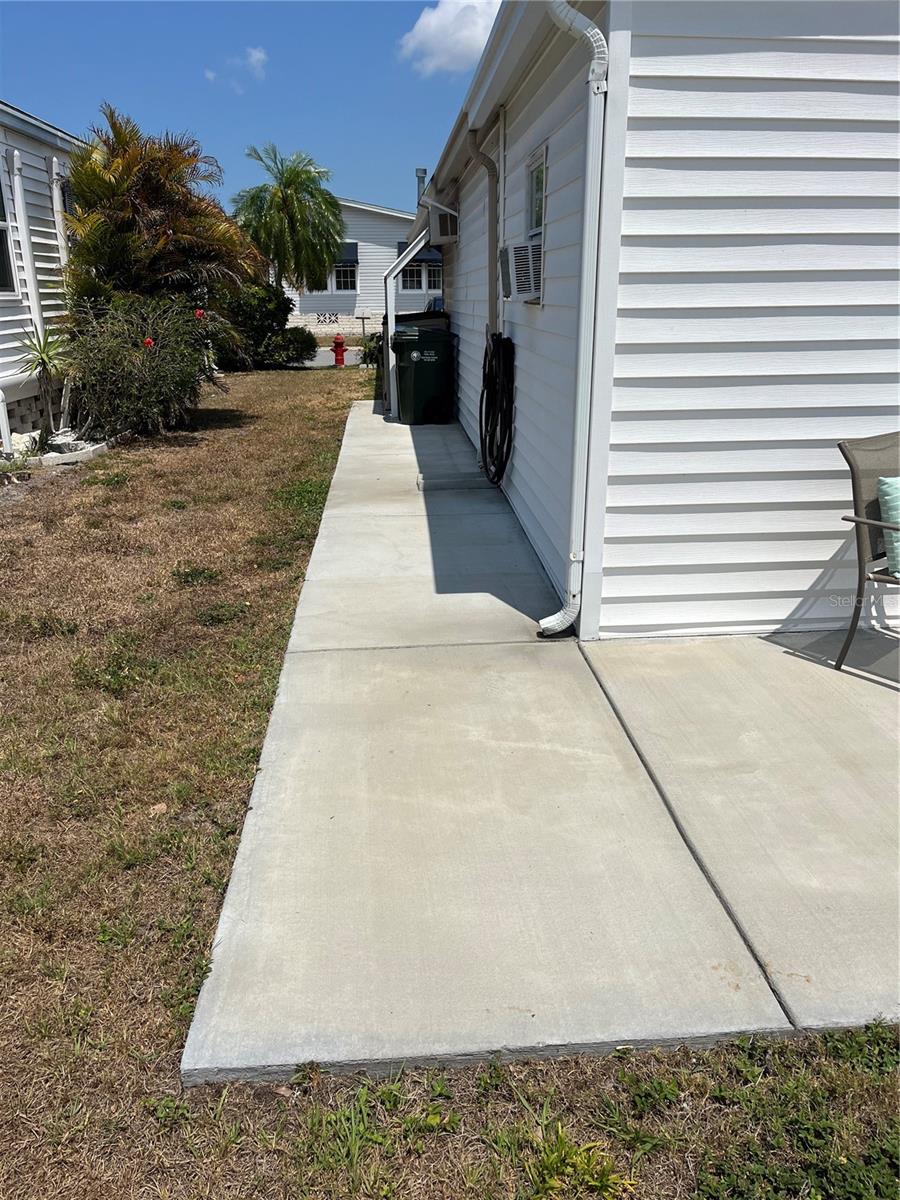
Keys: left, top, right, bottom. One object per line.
{"left": 399, "top": 0, "right": 501, "bottom": 76}
{"left": 244, "top": 46, "right": 268, "bottom": 80}
{"left": 203, "top": 68, "right": 217, "bottom": 82}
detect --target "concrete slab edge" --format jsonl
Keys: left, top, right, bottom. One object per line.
{"left": 182, "top": 1023, "right": 803, "bottom": 1086}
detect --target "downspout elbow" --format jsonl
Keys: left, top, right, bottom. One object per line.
{"left": 538, "top": 595, "right": 581, "bottom": 637}
{"left": 546, "top": 0, "right": 608, "bottom": 91}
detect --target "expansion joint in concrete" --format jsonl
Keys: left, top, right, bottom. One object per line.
{"left": 576, "top": 642, "right": 800, "bottom": 1032}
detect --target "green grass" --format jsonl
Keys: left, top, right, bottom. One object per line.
{"left": 171, "top": 561, "right": 222, "bottom": 588}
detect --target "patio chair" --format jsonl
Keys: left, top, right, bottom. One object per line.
{"left": 834, "top": 430, "right": 900, "bottom": 671}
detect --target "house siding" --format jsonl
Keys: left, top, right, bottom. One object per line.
{"left": 595, "top": 1, "right": 900, "bottom": 636}
{"left": 446, "top": 29, "right": 595, "bottom": 596}
{"left": 286, "top": 201, "right": 441, "bottom": 335}
{"left": 0, "top": 118, "right": 72, "bottom": 434}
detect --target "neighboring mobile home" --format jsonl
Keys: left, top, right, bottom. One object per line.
{"left": 286, "top": 194, "right": 442, "bottom": 336}
{"left": 407, "top": 0, "right": 900, "bottom": 640}
{"left": 0, "top": 101, "right": 80, "bottom": 445}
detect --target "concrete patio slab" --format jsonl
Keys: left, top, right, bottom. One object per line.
{"left": 182, "top": 641, "right": 788, "bottom": 1083}
{"left": 184, "top": 398, "right": 895, "bottom": 1087}
{"left": 306, "top": 511, "right": 541, "bottom": 582}
{"left": 324, "top": 467, "right": 509, "bottom": 517}
{"left": 287, "top": 404, "right": 560, "bottom": 650}
{"left": 582, "top": 631, "right": 900, "bottom": 1028}
{"left": 288, "top": 575, "right": 559, "bottom": 651}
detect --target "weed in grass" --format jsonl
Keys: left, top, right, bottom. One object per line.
{"left": 429, "top": 1073, "right": 453, "bottom": 1100}
{"left": 1, "top": 837, "right": 44, "bottom": 870}
{"left": 194, "top": 600, "right": 247, "bottom": 627}
{"left": 171, "top": 560, "right": 221, "bottom": 588}
{"left": 72, "top": 633, "right": 158, "bottom": 697}
{"left": 521, "top": 1122, "right": 633, "bottom": 1199}
{"left": 97, "top": 913, "right": 137, "bottom": 948}
{"left": 477, "top": 1058, "right": 508, "bottom": 1094}
{"left": 3, "top": 610, "right": 78, "bottom": 640}
{"left": 166, "top": 498, "right": 188, "bottom": 510}
{"left": 6, "top": 880, "right": 53, "bottom": 918}
{"left": 143, "top": 1095, "right": 192, "bottom": 1126}
{"left": 86, "top": 470, "right": 130, "bottom": 489}
{"left": 402, "top": 1103, "right": 461, "bottom": 1153}
{"left": 821, "top": 1020, "right": 899, "bottom": 1076}
{"left": 593, "top": 1098, "right": 672, "bottom": 1164}
{"left": 304, "top": 1086, "right": 392, "bottom": 1193}
{"left": 105, "top": 834, "right": 159, "bottom": 871}
{"left": 168, "top": 780, "right": 195, "bottom": 803}
{"left": 618, "top": 1071, "right": 680, "bottom": 1116}
{"left": 162, "top": 952, "right": 210, "bottom": 1024}
{"left": 375, "top": 1081, "right": 405, "bottom": 1113}
{"left": 273, "top": 477, "right": 329, "bottom": 516}
{"left": 697, "top": 1124, "right": 899, "bottom": 1200}
{"left": 158, "top": 915, "right": 197, "bottom": 951}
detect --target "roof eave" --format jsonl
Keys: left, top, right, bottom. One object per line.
{"left": 0, "top": 100, "right": 83, "bottom": 151}
{"left": 409, "top": 0, "right": 552, "bottom": 238}
{"left": 336, "top": 197, "right": 415, "bottom": 221}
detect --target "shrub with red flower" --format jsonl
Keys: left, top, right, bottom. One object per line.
{"left": 194, "top": 308, "right": 205, "bottom": 320}
{"left": 143, "top": 337, "right": 155, "bottom": 347}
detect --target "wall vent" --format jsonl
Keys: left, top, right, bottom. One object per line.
{"left": 507, "top": 241, "right": 542, "bottom": 303}
{"left": 429, "top": 208, "right": 458, "bottom": 245}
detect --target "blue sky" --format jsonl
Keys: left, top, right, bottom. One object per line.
{"left": 0, "top": 1, "right": 500, "bottom": 213}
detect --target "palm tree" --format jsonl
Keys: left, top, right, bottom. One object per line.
{"left": 231, "top": 145, "right": 344, "bottom": 292}
{"left": 66, "top": 104, "right": 263, "bottom": 303}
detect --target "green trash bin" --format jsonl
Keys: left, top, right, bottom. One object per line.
{"left": 391, "top": 326, "right": 456, "bottom": 425}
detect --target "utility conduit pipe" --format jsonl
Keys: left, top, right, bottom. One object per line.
{"left": 466, "top": 127, "right": 499, "bottom": 335}
{"left": 538, "top": 0, "right": 608, "bottom": 636}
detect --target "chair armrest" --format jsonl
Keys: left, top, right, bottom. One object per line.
{"left": 842, "top": 515, "right": 900, "bottom": 533}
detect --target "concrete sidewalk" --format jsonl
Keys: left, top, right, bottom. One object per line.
{"left": 182, "top": 402, "right": 897, "bottom": 1084}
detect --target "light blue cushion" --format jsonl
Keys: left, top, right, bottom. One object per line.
{"left": 877, "top": 476, "right": 900, "bottom": 578}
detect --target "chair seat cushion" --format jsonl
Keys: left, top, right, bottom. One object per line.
{"left": 876, "top": 476, "right": 900, "bottom": 578}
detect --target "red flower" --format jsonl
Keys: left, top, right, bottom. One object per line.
{"left": 194, "top": 308, "right": 205, "bottom": 320}
{"left": 143, "top": 337, "right": 155, "bottom": 348}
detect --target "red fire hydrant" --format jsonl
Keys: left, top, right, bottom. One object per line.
{"left": 332, "top": 333, "right": 346, "bottom": 368}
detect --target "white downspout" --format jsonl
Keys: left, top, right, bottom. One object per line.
{"left": 10, "top": 149, "right": 44, "bottom": 340}
{"left": 538, "top": 0, "right": 608, "bottom": 636}
{"left": 466, "top": 128, "right": 498, "bottom": 334}
{"left": 48, "top": 156, "right": 69, "bottom": 267}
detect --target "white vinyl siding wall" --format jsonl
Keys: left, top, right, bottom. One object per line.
{"left": 0, "top": 132, "right": 69, "bottom": 367}
{"left": 445, "top": 32, "right": 592, "bottom": 595}
{"left": 441, "top": 155, "right": 490, "bottom": 450}
{"left": 597, "top": 1, "right": 900, "bottom": 636}
{"left": 0, "top": 123, "right": 70, "bottom": 425}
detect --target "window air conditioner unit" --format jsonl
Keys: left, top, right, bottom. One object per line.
{"left": 428, "top": 207, "right": 458, "bottom": 245}
{"left": 502, "top": 242, "right": 542, "bottom": 303}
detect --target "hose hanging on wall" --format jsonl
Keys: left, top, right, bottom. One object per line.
{"left": 478, "top": 329, "right": 515, "bottom": 486}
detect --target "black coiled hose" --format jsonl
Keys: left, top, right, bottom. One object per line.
{"left": 478, "top": 330, "right": 515, "bottom": 486}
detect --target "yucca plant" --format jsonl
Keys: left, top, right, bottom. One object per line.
{"left": 65, "top": 104, "right": 264, "bottom": 304}
{"left": 232, "top": 144, "right": 344, "bottom": 291}
{"left": 18, "top": 327, "right": 71, "bottom": 434}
